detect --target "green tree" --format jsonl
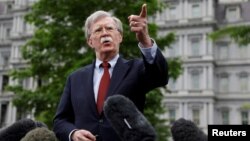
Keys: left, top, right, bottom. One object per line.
{"left": 210, "top": 25, "right": 250, "bottom": 45}
{"left": 8, "top": 0, "right": 182, "bottom": 140}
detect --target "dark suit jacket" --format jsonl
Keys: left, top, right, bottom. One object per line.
{"left": 53, "top": 49, "right": 168, "bottom": 141}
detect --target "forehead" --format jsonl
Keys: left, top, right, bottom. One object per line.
{"left": 91, "top": 17, "right": 116, "bottom": 29}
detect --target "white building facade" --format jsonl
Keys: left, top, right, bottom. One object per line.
{"left": 0, "top": 0, "right": 249, "bottom": 133}
{"left": 0, "top": 0, "right": 36, "bottom": 128}
{"left": 158, "top": 0, "right": 250, "bottom": 132}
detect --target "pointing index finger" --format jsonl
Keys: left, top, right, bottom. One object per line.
{"left": 139, "top": 4, "right": 147, "bottom": 18}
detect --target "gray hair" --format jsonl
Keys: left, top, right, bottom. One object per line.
{"left": 84, "top": 10, "right": 123, "bottom": 39}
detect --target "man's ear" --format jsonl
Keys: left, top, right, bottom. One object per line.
{"left": 118, "top": 33, "right": 123, "bottom": 44}
{"left": 87, "top": 38, "right": 94, "bottom": 48}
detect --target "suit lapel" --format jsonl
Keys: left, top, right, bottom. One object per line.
{"left": 107, "top": 57, "right": 129, "bottom": 97}
{"left": 82, "top": 61, "right": 99, "bottom": 116}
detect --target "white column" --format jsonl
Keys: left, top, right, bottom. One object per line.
{"left": 17, "top": 16, "right": 21, "bottom": 33}
{"left": 16, "top": 16, "right": 19, "bottom": 33}
{"left": 8, "top": 102, "right": 16, "bottom": 125}
{"left": 179, "top": 75, "right": 183, "bottom": 90}
{"left": 208, "top": 65, "right": 213, "bottom": 90}
{"left": 203, "top": 34, "right": 207, "bottom": 56}
{"left": 15, "top": 45, "right": 18, "bottom": 59}
{"left": 179, "top": 0, "right": 188, "bottom": 23}
{"left": 208, "top": 102, "right": 214, "bottom": 124}
{"left": 230, "top": 73, "right": 237, "bottom": 92}
{"left": 207, "top": 0, "right": 213, "bottom": 19}
{"left": 208, "top": 37, "right": 213, "bottom": 56}
{"left": 203, "top": 103, "right": 208, "bottom": 127}
{"left": 184, "top": 35, "right": 188, "bottom": 57}
{"left": 203, "top": 67, "right": 207, "bottom": 90}
{"left": 202, "top": 0, "right": 207, "bottom": 17}
{"left": 18, "top": 45, "right": 21, "bottom": 59}
{"left": 184, "top": 102, "right": 188, "bottom": 118}
{"left": 20, "top": 16, "right": 24, "bottom": 33}
{"left": 184, "top": 0, "right": 188, "bottom": 18}
{"left": 10, "top": 45, "right": 14, "bottom": 60}
{"left": 179, "top": 102, "right": 183, "bottom": 118}
{"left": 179, "top": 35, "right": 183, "bottom": 56}
{"left": 15, "top": 0, "right": 20, "bottom": 6}
{"left": 21, "top": 0, "right": 25, "bottom": 6}
{"left": 6, "top": 102, "right": 11, "bottom": 125}
{"left": 184, "top": 67, "right": 188, "bottom": 90}
{"left": 13, "top": 46, "right": 17, "bottom": 59}
{"left": 180, "top": 0, "right": 184, "bottom": 19}
{"left": 11, "top": 17, "right": 15, "bottom": 34}
{"left": 12, "top": 16, "right": 17, "bottom": 34}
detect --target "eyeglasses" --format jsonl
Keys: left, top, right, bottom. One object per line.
{"left": 91, "top": 25, "right": 118, "bottom": 36}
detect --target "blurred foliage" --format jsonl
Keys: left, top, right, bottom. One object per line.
{"left": 210, "top": 25, "right": 250, "bottom": 46}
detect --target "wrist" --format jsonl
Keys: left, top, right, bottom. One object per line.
{"left": 140, "top": 38, "right": 153, "bottom": 48}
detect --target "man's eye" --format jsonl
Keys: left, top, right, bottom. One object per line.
{"left": 106, "top": 27, "right": 114, "bottom": 31}
{"left": 94, "top": 28, "right": 102, "bottom": 33}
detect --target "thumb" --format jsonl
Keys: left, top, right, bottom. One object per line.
{"left": 139, "top": 4, "right": 147, "bottom": 18}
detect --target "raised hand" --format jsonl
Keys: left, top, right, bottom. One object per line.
{"left": 128, "top": 4, "right": 152, "bottom": 47}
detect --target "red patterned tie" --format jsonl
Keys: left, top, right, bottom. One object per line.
{"left": 97, "top": 61, "right": 110, "bottom": 114}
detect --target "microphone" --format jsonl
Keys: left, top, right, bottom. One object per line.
{"left": 0, "top": 118, "right": 47, "bottom": 141}
{"left": 103, "top": 95, "right": 157, "bottom": 141}
{"left": 171, "top": 118, "right": 207, "bottom": 141}
{"left": 20, "top": 127, "right": 57, "bottom": 141}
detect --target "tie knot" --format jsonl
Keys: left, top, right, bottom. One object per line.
{"left": 101, "top": 61, "right": 110, "bottom": 68}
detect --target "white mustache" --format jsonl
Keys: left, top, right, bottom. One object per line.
{"left": 100, "top": 36, "right": 113, "bottom": 43}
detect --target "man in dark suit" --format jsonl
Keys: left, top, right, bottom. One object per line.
{"left": 53, "top": 4, "right": 168, "bottom": 141}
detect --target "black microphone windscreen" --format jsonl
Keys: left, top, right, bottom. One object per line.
{"left": 103, "top": 95, "right": 157, "bottom": 141}
{"left": 0, "top": 118, "right": 47, "bottom": 141}
{"left": 20, "top": 127, "right": 57, "bottom": 141}
{"left": 171, "top": 118, "right": 207, "bottom": 141}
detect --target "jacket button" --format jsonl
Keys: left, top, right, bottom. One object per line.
{"left": 99, "top": 119, "right": 103, "bottom": 123}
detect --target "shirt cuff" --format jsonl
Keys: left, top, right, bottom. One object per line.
{"left": 138, "top": 39, "right": 157, "bottom": 64}
{"left": 69, "top": 129, "right": 78, "bottom": 141}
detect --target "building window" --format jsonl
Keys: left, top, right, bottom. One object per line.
{"left": 221, "top": 110, "right": 229, "bottom": 124}
{"left": 169, "top": 109, "right": 176, "bottom": 124}
{"left": 169, "top": 6, "right": 177, "bottom": 20}
{"left": 191, "top": 39, "right": 200, "bottom": 56}
{"left": 7, "top": 3, "right": 12, "bottom": 13}
{"left": 219, "top": 73, "right": 229, "bottom": 92}
{"left": 190, "top": 69, "right": 200, "bottom": 90}
{"left": 226, "top": 6, "right": 241, "bottom": 22}
{"left": 6, "top": 28, "right": 11, "bottom": 38}
{"left": 1, "top": 51, "right": 10, "bottom": 66}
{"left": 0, "top": 103, "right": 7, "bottom": 127}
{"left": 191, "top": 4, "right": 201, "bottom": 18}
{"left": 3, "top": 56, "right": 9, "bottom": 66}
{"left": 13, "top": 45, "right": 22, "bottom": 59}
{"left": 239, "top": 45, "right": 248, "bottom": 59}
{"left": 192, "top": 109, "right": 200, "bottom": 125}
{"left": 2, "top": 75, "right": 9, "bottom": 92}
{"left": 218, "top": 42, "right": 229, "bottom": 59}
{"left": 189, "top": 35, "right": 201, "bottom": 57}
{"left": 239, "top": 72, "right": 248, "bottom": 92}
{"left": 168, "top": 78, "right": 176, "bottom": 91}
{"left": 169, "top": 38, "right": 179, "bottom": 57}
{"left": 241, "top": 111, "right": 248, "bottom": 125}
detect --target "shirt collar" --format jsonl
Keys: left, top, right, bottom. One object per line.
{"left": 95, "top": 54, "right": 119, "bottom": 69}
